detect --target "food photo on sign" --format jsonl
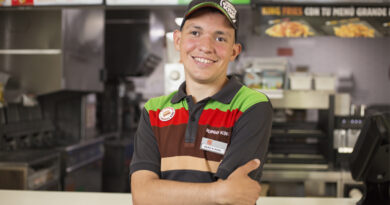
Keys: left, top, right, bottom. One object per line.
{"left": 256, "top": 5, "right": 390, "bottom": 38}
{"left": 0, "top": 0, "right": 12, "bottom": 6}
{"left": 322, "top": 18, "right": 381, "bottom": 38}
{"left": 265, "top": 18, "right": 316, "bottom": 38}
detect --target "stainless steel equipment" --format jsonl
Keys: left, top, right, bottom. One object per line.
{"left": 0, "top": 104, "right": 55, "bottom": 151}
{"left": 266, "top": 93, "right": 335, "bottom": 167}
{"left": 58, "top": 137, "right": 104, "bottom": 191}
{"left": 333, "top": 104, "right": 365, "bottom": 170}
{"left": 105, "top": 10, "right": 161, "bottom": 78}
{"left": 0, "top": 91, "right": 104, "bottom": 191}
{"left": 0, "top": 150, "right": 60, "bottom": 190}
{"left": 0, "top": 9, "right": 104, "bottom": 96}
{"left": 262, "top": 169, "right": 361, "bottom": 197}
{"left": 102, "top": 137, "right": 133, "bottom": 193}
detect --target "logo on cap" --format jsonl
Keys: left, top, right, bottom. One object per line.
{"left": 159, "top": 107, "right": 175, "bottom": 122}
{"left": 220, "top": 0, "right": 237, "bottom": 23}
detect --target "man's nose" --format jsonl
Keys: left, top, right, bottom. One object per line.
{"left": 198, "top": 36, "right": 214, "bottom": 53}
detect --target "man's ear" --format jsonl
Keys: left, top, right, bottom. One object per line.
{"left": 230, "top": 43, "right": 242, "bottom": 61}
{"left": 173, "top": 29, "right": 181, "bottom": 51}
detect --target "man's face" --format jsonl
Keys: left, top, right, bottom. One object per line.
{"left": 174, "top": 9, "right": 241, "bottom": 85}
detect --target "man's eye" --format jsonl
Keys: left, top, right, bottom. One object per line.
{"left": 216, "top": 37, "right": 226, "bottom": 42}
{"left": 191, "top": 31, "right": 199, "bottom": 36}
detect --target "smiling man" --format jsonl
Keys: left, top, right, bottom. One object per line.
{"left": 130, "top": 1, "right": 273, "bottom": 204}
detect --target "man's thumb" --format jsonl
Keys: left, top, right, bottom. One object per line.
{"left": 238, "top": 159, "right": 261, "bottom": 175}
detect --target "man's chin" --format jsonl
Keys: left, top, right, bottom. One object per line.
{"left": 186, "top": 75, "right": 213, "bottom": 84}
{"left": 189, "top": 75, "right": 226, "bottom": 85}
{"left": 192, "top": 78, "right": 213, "bottom": 84}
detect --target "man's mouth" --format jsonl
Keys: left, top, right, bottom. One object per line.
{"left": 193, "top": 57, "right": 216, "bottom": 64}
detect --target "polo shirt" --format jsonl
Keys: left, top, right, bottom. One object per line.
{"left": 130, "top": 76, "right": 273, "bottom": 183}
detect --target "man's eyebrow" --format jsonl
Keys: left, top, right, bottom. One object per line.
{"left": 184, "top": 23, "right": 233, "bottom": 38}
{"left": 185, "top": 24, "right": 203, "bottom": 30}
{"left": 216, "top": 30, "right": 232, "bottom": 37}
{"left": 193, "top": 25, "right": 202, "bottom": 30}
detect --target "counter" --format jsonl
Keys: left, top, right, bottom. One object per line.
{"left": 262, "top": 169, "right": 361, "bottom": 197}
{"left": 0, "top": 190, "right": 358, "bottom": 205}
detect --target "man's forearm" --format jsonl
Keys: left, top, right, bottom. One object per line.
{"left": 131, "top": 171, "right": 224, "bottom": 205}
{"left": 131, "top": 160, "right": 262, "bottom": 205}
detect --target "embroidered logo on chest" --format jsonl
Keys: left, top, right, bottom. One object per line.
{"left": 206, "top": 128, "right": 230, "bottom": 137}
{"left": 159, "top": 107, "right": 175, "bottom": 121}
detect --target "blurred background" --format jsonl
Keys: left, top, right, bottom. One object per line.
{"left": 0, "top": 0, "right": 389, "bottom": 201}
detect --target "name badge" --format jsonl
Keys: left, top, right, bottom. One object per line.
{"left": 200, "top": 137, "right": 228, "bottom": 155}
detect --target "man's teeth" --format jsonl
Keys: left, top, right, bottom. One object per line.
{"left": 194, "top": 57, "right": 213, "bottom": 64}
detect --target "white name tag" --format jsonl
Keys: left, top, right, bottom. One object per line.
{"left": 200, "top": 137, "right": 228, "bottom": 155}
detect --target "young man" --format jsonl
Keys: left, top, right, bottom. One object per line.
{"left": 130, "top": 0, "right": 273, "bottom": 204}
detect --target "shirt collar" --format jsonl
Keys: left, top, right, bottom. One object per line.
{"left": 171, "top": 76, "right": 243, "bottom": 104}
{"left": 171, "top": 82, "right": 187, "bottom": 103}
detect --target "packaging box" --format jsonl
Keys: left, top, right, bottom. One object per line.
{"left": 289, "top": 72, "right": 312, "bottom": 90}
{"left": 314, "top": 74, "right": 336, "bottom": 91}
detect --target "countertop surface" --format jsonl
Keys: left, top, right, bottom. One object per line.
{"left": 0, "top": 190, "right": 359, "bottom": 205}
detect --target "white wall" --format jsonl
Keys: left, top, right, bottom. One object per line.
{"left": 138, "top": 9, "right": 390, "bottom": 106}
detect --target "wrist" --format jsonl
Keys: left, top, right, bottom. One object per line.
{"left": 212, "top": 179, "right": 229, "bottom": 205}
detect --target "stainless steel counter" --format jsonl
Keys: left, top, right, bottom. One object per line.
{"left": 262, "top": 169, "right": 361, "bottom": 197}
{"left": 0, "top": 190, "right": 358, "bottom": 205}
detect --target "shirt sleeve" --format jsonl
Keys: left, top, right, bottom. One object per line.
{"left": 129, "top": 108, "right": 161, "bottom": 176}
{"left": 215, "top": 101, "right": 273, "bottom": 182}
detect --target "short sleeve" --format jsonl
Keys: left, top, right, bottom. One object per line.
{"left": 129, "top": 108, "right": 161, "bottom": 176}
{"left": 215, "top": 101, "right": 273, "bottom": 181}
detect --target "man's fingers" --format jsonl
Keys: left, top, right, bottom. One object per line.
{"left": 236, "top": 159, "right": 261, "bottom": 175}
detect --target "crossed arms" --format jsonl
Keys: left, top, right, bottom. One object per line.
{"left": 130, "top": 102, "right": 273, "bottom": 205}
{"left": 131, "top": 159, "right": 262, "bottom": 205}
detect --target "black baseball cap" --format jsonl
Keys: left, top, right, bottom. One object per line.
{"left": 180, "top": 0, "right": 239, "bottom": 31}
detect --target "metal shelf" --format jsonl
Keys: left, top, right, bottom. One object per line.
{"left": 256, "top": 89, "right": 284, "bottom": 99}
{"left": 0, "top": 49, "right": 62, "bottom": 55}
{"left": 272, "top": 128, "right": 327, "bottom": 138}
{"left": 270, "top": 90, "right": 335, "bottom": 109}
{"left": 65, "top": 153, "right": 103, "bottom": 173}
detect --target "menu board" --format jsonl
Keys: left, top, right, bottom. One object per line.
{"left": 0, "top": 0, "right": 102, "bottom": 6}
{"left": 178, "top": 0, "right": 249, "bottom": 4}
{"left": 35, "top": 0, "right": 102, "bottom": 5}
{"left": 258, "top": 5, "right": 390, "bottom": 38}
{"left": 106, "top": 0, "right": 177, "bottom": 5}
{"left": 106, "top": 0, "right": 249, "bottom": 6}
{"left": 0, "top": 0, "right": 249, "bottom": 7}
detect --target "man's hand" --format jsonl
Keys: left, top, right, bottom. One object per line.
{"left": 215, "top": 159, "right": 262, "bottom": 205}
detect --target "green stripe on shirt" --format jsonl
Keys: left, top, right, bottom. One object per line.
{"left": 145, "top": 91, "right": 188, "bottom": 112}
{"left": 145, "top": 86, "right": 268, "bottom": 113}
{"left": 204, "top": 86, "right": 269, "bottom": 112}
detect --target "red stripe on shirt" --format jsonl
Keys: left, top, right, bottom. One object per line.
{"left": 199, "top": 109, "right": 242, "bottom": 128}
{"left": 149, "top": 107, "right": 189, "bottom": 127}
{"left": 149, "top": 108, "right": 243, "bottom": 128}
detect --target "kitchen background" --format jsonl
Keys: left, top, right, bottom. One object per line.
{"left": 137, "top": 7, "right": 390, "bottom": 105}
{"left": 0, "top": 0, "right": 389, "bottom": 199}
